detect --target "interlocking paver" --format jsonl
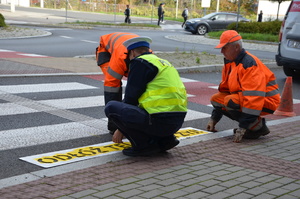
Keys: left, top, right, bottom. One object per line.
{"left": 92, "top": 188, "right": 121, "bottom": 198}
{"left": 180, "top": 184, "right": 205, "bottom": 193}
{"left": 290, "top": 189, "right": 300, "bottom": 197}
{"left": 251, "top": 193, "right": 277, "bottom": 199}
{"left": 206, "top": 192, "right": 232, "bottom": 199}
{"left": 175, "top": 174, "right": 196, "bottom": 181}
{"left": 68, "top": 189, "right": 98, "bottom": 198}
{"left": 276, "top": 195, "right": 300, "bottom": 199}
{"left": 224, "top": 185, "right": 248, "bottom": 194}
{"left": 245, "top": 186, "right": 270, "bottom": 195}
{"left": 157, "top": 184, "right": 183, "bottom": 192}
{"left": 160, "top": 189, "right": 188, "bottom": 199}
{"left": 81, "top": 196, "right": 99, "bottom": 199}
{"left": 266, "top": 187, "right": 291, "bottom": 196}
{"left": 198, "top": 179, "right": 222, "bottom": 187}
{"left": 184, "top": 191, "right": 209, "bottom": 199}
{"left": 138, "top": 189, "right": 166, "bottom": 198}
{"left": 117, "top": 183, "right": 142, "bottom": 191}
{"left": 228, "top": 192, "right": 254, "bottom": 199}
{"left": 201, "top": 185, "right": 227, "bottom": 193}
{"left": 115, "top": 189, "right": 144, "bottom": 198}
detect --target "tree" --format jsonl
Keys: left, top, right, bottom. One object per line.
{"left": 269, "top": 0, "right": 291, "bottom": 20}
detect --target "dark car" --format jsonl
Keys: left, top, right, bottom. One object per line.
{"left": 184, "top": 12, "right": 250, "bottom": 35}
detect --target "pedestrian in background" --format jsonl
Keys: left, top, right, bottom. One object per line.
{"left": 181, "top": 6, "right": 188, "bottom": 28}
{"left": 206, "top": 30, "right": 280, "bottom": 143}
{"left": 157, "top": 3, "right": 165, "bottom": 26}
{"left": 105, "top": 36, "right": 187, "bottom": 157}
{"left": 258, "top": 10, "right": 263, "bottom": 22}
{"left": 124, "top": 5, "right": 131, "bottom": 24}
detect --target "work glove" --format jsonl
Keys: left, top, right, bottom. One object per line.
{"left": 233, "top": 128, "right": 247, "bottom": 143}
{"left": 206, "top": 119, "right": 217, "bottom": 132}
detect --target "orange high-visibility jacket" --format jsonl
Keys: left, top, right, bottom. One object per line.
{"left": 96, "top": 32, "right": 139, "bottom": 103}
{"left": 218, "top": 50, "right": 280, "bottom": 117}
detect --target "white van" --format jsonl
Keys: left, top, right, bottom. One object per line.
{"left": 276, "top": 0, "right": 300, "bottom": 76}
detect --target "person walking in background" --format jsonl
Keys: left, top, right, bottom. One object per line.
{"left": 206, "top": 30, "right": 280, "bottom": 143}
{"left": 181, "top": 6, "right": 188, "bottom": 28}
{"left": 258, "top": 10, "right": 263, "bottom": 22}
{"left": 124, "top": 5, "right": 131, "bottom": 24}
{"left": 105, "top": 36, "right": 187, "bottom": 157}
{"left": 157, "top": 3, "right": 165, "bottom": 26}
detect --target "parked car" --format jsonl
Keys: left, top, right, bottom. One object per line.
{"left": 184, "top": 12, "right": 250, "bottom": 35}
{"left": 275, "top": 0, "right": 300, "bottom": 77}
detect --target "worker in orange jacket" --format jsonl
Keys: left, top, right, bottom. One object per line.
{"left": 206, "top": 30, "right": 280, "bottom": 142}
{"left": 96, "top": 32, "right": 140, "bottom": 134}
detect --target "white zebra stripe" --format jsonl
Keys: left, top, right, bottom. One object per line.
{"left": 0, "top": 82, "right": 98, "bottom": 94}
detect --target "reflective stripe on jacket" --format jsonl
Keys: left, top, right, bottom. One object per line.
{"left": 137, "top": 54, "right": 188, "bottom": 114}
{"left": 218, "top": 49, "right": 280, "bottom": 117}
{"left": 96, "top": 32, "right": 139, "bottom": 92}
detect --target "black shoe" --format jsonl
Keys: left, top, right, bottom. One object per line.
{"left": 254, "top": 118, "right": 270, "bottom": 136}
{"left": 233, "top": 128, "right": 260, "bottom": 139}
{"left": 122, "top": 145, "right": 161, "bottom": 157}
{"left": 243, "top": 130, "right": 261, "bottom": 139}
{"left": 242, "top": 118, "right": 270, "bottom": 139}
{"left": 160, "top": 139, "right": 179, "bottom": 151}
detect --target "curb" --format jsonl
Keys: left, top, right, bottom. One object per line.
{"left": 0, "top": 62, "right": 280, "bottom": 78}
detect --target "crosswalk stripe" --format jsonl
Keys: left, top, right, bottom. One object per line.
{"left": 0, "top": 82, "right": 97, "bottom": 94}
{"left": 0, "top": 121, "right": 107, "bottom": 151}
{"left": 17, "top": 53, "right": 48, "bottom": 57}
{"left": 0, "top": 49, "right": 14, "bottom": 52}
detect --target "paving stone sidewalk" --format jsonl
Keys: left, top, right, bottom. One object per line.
{"left": 1, "top": 121, "right": 300, "bottom": 199}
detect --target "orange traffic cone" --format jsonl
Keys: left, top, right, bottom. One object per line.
{"left": 274, "top": 76, "right": 296, "bottom": 117}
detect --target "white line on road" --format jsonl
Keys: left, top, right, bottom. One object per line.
{"left": 81, "top": 40, "right": 98, "bottom": 44}
{"left": 0, "top": 82, "right": 98, "bottom": 94}
{"left": 60, "top": 36, "right": 72, "bottom": 39}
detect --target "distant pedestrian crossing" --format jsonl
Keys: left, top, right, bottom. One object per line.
{"left": 0, "top": 77, "right": 215, "bottom": 151}
{"left": 0, "top": 49, "right": 49, "bottom": 58}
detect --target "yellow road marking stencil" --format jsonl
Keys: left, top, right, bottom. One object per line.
{"left": 20, "top": 127, "right": 210, "bottom": 168}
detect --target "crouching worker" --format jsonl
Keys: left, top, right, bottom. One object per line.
{"left": 105, "top": 36, "right": 187, "bottom": 156}
{"left": 96, "top": 32, "right": 140, "bottom": 134}
{"left": 206, "top": 30, "right": 280, "bottom": 143}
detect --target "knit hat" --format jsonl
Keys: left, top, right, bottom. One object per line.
{"left": 123, "top": 36, "right": 152, "bottom": 51}
{"left": 215, "top": 30, "right": 242, "bottom": 49}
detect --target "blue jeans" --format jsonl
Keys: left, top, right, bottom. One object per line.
{"left": 105, "top": 101, "right": 186, "bottom": 149}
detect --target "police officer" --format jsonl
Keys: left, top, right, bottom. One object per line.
{"left": 105, "top": 36, "right": 187, "bottom": 156}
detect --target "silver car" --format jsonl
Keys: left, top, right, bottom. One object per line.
{"left": 184, "top": 12, "right": 250, "bottom": 35}
{"left": 276, "top": 0, "right": 300, "bottom": 77}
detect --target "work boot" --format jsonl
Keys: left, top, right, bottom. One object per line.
{"left": 233, "top": 128, "right": 247, "bottom": 143}
{"left": 243, "top": 118, "right": 270, "bottom": 139}
{"left": 257, "top": 118, "right": 270, "bottom": 136}
{"left": 159, "top": 137, "right": 180, "bottom": 152}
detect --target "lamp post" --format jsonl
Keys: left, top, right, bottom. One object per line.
{"left": 66, "top": 0, "right": 68, "bottom": 22}
{"left": 151, "top": 0, "right": 154, "bottom": 23}
{"left": 236, "top": 0, "right": 241, "bottom": 31}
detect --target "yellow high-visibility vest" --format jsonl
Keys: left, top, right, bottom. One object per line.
{"left": 137, "top": 54, "right": 188, "bottom": 114}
